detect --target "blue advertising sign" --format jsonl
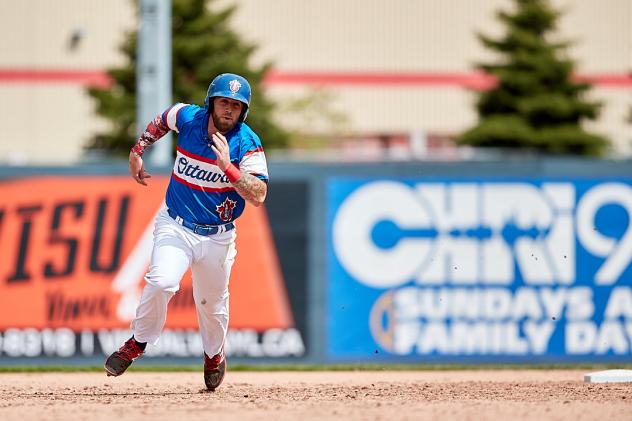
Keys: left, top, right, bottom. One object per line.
{"left": 327, "top": 178, "right": 632, "bottom": 362}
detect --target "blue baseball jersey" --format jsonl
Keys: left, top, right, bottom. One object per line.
{"left": 161, "top": 103, "right": 268, "bottom": 225}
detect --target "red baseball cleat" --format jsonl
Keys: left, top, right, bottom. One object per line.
{"left": 104, "top": 337, "right": 145, "bottom": 377}
{"left": 204, "top": 349, "right": 226, "bottom": 391}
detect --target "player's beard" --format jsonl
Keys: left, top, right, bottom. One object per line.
{"left": 212, "top": 112, "right": 238, "bottom": 133}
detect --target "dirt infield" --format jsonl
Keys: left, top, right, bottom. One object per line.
{"left": 0, "top": 370, "right": 630, "bottom": 420}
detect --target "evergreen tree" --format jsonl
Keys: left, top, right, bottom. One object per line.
{"left": 457, "top": 0, "right": 608, "bottom": 156}
{"left": 87, "top": 0, "right": 288, "bottom": 157}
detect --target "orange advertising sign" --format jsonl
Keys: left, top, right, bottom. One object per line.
{"left": 0, "top": 176, "right": 294, "bottom": 332}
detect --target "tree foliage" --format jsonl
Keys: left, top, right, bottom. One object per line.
{"left": 86, "top": 0, "right": 288, "bottom": 157}
{"left": 457, "top": 0, "right": 609, "bottom": 156}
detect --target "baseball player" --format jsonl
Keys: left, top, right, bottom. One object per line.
{"left": 104, "top": 73, "right": 268, "bottom": 391}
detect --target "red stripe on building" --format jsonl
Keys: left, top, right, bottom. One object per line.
{"left": 265, "top": 71, "right": 632, "bottom": 89}
{"left": 574, "top": 74, "right": 632, "bottom": 87}
{"left": 0, "top": 69, "right": 631, "bottom": 88}
{"left": 0, "top": 69, "right": 112, "bottom": 88}
{"left": 265, "top": 71, "right": 497, "bottom": 89}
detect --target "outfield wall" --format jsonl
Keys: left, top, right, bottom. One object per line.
{"left": 0, "top": 159, "right": 631, "bottom": 365}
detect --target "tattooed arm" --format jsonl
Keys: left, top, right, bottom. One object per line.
{"left": 231, "top": 173, "right": 268, "bottom": 207}
{"left": 129, "top": 112, "right": 171, "bottom": 185}
{"left": 210, "top": 132, "right": 268, "bottom": 207}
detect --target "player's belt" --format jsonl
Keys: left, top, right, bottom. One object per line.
{"left": 167, "top": 208, "right": 235, "bottom": 236}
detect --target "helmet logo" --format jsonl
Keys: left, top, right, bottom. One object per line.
{"left": 229, "top": 79, "right": 241, "bottom": 93}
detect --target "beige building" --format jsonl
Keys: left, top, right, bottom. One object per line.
{"left": 0, "top": 0, "right": 630, "bottom": 164}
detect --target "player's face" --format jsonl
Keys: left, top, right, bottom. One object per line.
{"left": 212, "top": 97, "right": 244, "bottom": 133}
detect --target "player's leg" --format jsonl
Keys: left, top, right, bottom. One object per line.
{"left": 191, "top": 230, "right": 237, "bottom": 390}
{"left": 105, "top": 212, "right": 193, "bottom": 376}
{"left": 131, "top": 231, "right": 192, "bottom": 343}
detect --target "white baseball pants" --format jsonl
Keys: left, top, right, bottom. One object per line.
{"left": 131, "top": 208, "right": 237, "bottom": 358}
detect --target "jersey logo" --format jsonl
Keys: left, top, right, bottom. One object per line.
{"left": 216, "top": 197, "right": 237, "bottom": 222}
{"left": 229, "top": 79, "right": 242, "bottom": 93}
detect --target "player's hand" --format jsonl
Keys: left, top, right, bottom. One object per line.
{"left": 129, "top": 151, "right": 152, "bottom": 186}
{"left": 210, "top": 132, "right": 231, "bottom": 171}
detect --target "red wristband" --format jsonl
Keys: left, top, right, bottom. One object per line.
{"left": 224, "top": 164, "right": 241, "bottom": 183}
